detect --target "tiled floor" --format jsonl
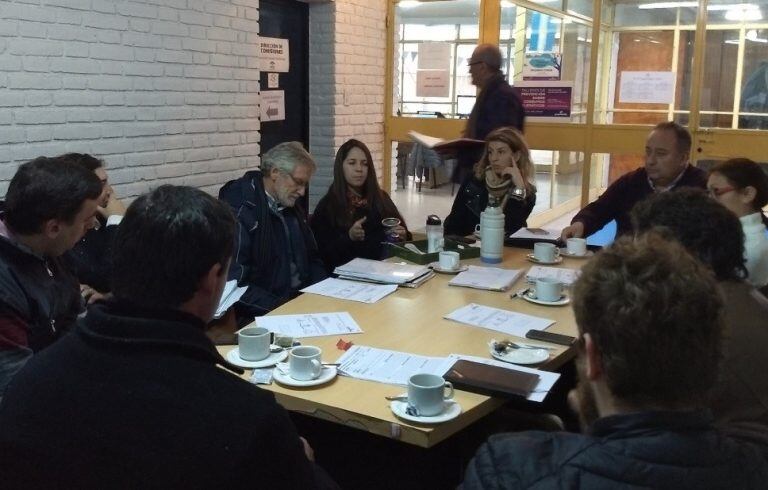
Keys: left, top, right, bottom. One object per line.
{"left": 391, "top": 174, "right": 578, "bottom": 233}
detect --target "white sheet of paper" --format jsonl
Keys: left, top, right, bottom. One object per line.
{"left": 301, "top": 278, "right": 398, "bottom": 304}
{"left": 336, "top": 345, "right": 457, "bottom": 386}
{"left": 526, "top": 266, "right": 581, "bottom": 285}
{"left": 619, "top": 71, "right": 675, "bottom": 104}
{"left": 255, "top": 312, "right": 362, "bottom": 338}
{"left": 444, "top": 303, "right": 554, "bottom": 337}
{"left": 448, "top": 265, "right": 523, "bottom": 291}
{"left": 260, "top": 90, "right": 285, "bottom": 122}
{"left": 508, "top": 227, "right": 560, "bottom": 241}
{"left": 214, "top": 280, "right": 247, "bottom": 319}
{"left": 445, "top": 354, "right": 560, "bottom": 403}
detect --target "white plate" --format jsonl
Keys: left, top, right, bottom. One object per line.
{"left": 272, "top": 365, "right": 338, "bottom": 387}
{"left": 525, "top": 253, "right": 563, "bottom": 265}
{"left": 226, "top": 347, "right": 288, "bottom": 368}
{"left": 390, "top": 395, "right": 462, "bottom": 424}
{"left": 428, "top": 262, "right": 468, "bottom": 274}
{"left": 560, "top": 249, "right": 594, "bottom": 259}
{"left": 522, "top": 291, "right": 570, "bottom": 306}
{"left": 490, "top": 346, "right": 550, "bottom": 365}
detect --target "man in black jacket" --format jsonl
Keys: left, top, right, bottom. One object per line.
{"left": 219, "top": 142, "right": 327, "bottom": 322}
{"left": 0, "top": 185, "right": 336, "bottom": 489}
{"left": 461, "top": 234, "right": 768, "bottom": 489}
{"left": 0, "top": 156, "right": 102, "bottom": 397}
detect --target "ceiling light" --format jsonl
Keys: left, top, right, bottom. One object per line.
{"left": 398, "top": 0, "right": 420, "bottom": 8}
{"left": 725, "top": 7, "right": 762, "bottom": 21}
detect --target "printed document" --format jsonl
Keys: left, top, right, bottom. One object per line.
{"left": 255, "top": 312, "right": 362, "bottom": 338}
{"left": 336, "top": 345, "right": 456, "bottom": 386}
{"left": 448, "top": 265, "right": 523, "bottom": 291}
{"left": 444, "top": 303, "right": 554, "bottom": 337}
{"left": 301, "top": 278, "right": 398, "bottom": 304}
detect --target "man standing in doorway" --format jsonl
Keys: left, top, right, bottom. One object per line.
{"left": 455, "top": 44, "right": 526, "bottom": 184}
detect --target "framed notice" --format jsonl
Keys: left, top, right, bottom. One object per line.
{"left": 514, "top": 81, "right": 573, "bottom": 121}
{"left": 619, "top": 71, "right": 675, "bottom": 104}
{"left": 259, "top": 37, "right": 289, "bottom": 73}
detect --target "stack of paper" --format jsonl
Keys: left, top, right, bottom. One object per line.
{"left": 507, "top": 227, "right": 561, "bottom": 241}
{"left": 300, "top": 278, "right": 398, "bottom": 304}
{"left": 255, "top": 312, "right": 363, "bottom": 338}
{"left": 444, "top": 303, "right": 555, "bottom": 337}
{"left": 214, "top": 280, "right": 247, "bottom": 319}
{"left": 334, "top": 258, "right": 433, "bottom": 286}
{"left": 526, "top": 266, "right": 581, "bottom": 285}
{"left": 448, "top": 265, "right": 523, "bottom": 291}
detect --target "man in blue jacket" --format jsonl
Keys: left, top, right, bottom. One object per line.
{"left": 219, "top": 142, "right": 327, "bottom": 322}
{"left": 461, "top": 233, "right": 768, "bottom": 489}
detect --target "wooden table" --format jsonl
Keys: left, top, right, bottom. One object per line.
{"left": 216, "top": 247, "right": 584, "bottom": 448}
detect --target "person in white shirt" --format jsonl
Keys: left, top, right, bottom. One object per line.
{"left": 707, "top": 158, "right": 768, "bottom": 289}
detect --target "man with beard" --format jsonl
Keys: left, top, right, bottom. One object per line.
{"left": 461, "top": 234, "right": 768, "bottom": 489}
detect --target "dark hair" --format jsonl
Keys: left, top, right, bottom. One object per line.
{"left": 323, "top": 139, "right": 406, "bottom": 229}
{"left": 631, "top": 188, "right": 747, "bottom": 281}
{"left": 63, "top": 153, "right": 104, "bottom": 173}
{"left": 653, "top": 121, "right": 692, "bottom": 156}
{"left": 112, "top": 185, "right": 235, "bottom": 309}
{"left": 709, "top": 158, "right": 768, "bottom": 211}
{"left": 572, "top": 233, "right": 723, "bottom": 409}
{"left": 4, "top": 156, "right": 103, "bottom": 235}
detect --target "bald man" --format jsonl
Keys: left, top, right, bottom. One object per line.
{"left": 455, "top": 44, "right": 525, "bottom": 184}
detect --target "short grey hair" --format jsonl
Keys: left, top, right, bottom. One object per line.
{"left": 261, "top": 142, "right": 316, "bottom": 174}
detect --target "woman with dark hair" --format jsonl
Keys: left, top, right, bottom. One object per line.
{"left": 444, "top": 127, "right": 536, "bottom": 236}
{"left": 310, "top": 139, "right": 410, "bottom": 272}
{"left": 708, "top": 158, "right": 768, "bottom": 288}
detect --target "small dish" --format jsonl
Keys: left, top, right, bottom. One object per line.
{"left": 490, "top": 346, "right": 549, "bottom": 365}
{"left": 272, "top": 364, "right": 338, "bottom": 387}
{"left": 525, "top": 253, "right": 563, "bottom": 265}
{"left": 226, "top": 347, "right": 288, "bottom": 369}
{"left": 390, "top": 394, "right": 462, "bottom": 424}
{"left": 521, "top": 290, "right": 570, "bottom": 306}
{"left": 428, "top": 262, "right": 468, "bottom": 274}
{"left": 560, "top": 249, "right": 594, "bottom": 259}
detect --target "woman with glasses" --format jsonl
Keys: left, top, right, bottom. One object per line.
{"left": 310, "top": 139, "right": 410, "bottom": 272}
{"left": 444, "top": 127, "right": 536, "bottom": 237}
{"left": 708, "top": 158, "right": 768, "bottom": 289}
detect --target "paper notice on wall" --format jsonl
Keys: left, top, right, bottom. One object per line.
{"left": 523, "top": 52, "right": 562, "bottom": 81}
{"left": 418, "top": 42, "right": 451, "bottom": 70}
{"left": 259, "top": 37, "right": 289, "bottom": 73}
{"left": 619, "top": 71, "right": 675, "bottom": 104}
{"left": 513, "top": 81, "right": 573, "bottom": 121}
{"left": 416, "top": 70, "right": 449, "bottom": 97}
{"left": 267, "top": 73, "right": 279, "bottom": 89}
{"left": 260, "top": 90, "right": 285, "bottom": 122}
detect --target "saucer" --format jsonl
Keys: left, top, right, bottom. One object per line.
{"left": 526, "top": 253, "right": 563, "bottom": 265}
{"left": 428, "top": 262, "right": 468, "bottom": 274}
{"left": 390, "top": 395, "right": 462, "bottom": 424}
{"left": 226, "top": 347, "right": 288, "bottom": 369}
{"left": 272, "top": 364, "right": 338, "bottom": 387}
{"left": 522, "top": 291, "right": 570, "bottom": 306}
{"left": 490, "top": 346, "right": 549, "bottom": 365}
{"left": 560, "top": 249, "right": 594, "bottom": 259}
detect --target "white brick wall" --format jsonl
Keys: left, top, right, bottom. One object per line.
{"left": 308, "top": 0, "right": 386, "bottom": 209}
{"left": 0, "top": 0, "right": 260, "bottom": 198}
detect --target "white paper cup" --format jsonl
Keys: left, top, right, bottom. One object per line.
{"left": 407, "top": 373, "right": 454, "bottom": 416}
{"left": 289, "top": 346, "right": 323, "bottom": 381}
{"left": 566, "top": 238, "right": 587, "bottom": 256}
{"left": 238, "top": 326, "right": 271, "bottom": 361}
{"left": 438, "top": 250, "right": 460, "bottom": 270}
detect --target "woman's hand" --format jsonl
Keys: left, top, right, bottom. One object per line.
{"left": 501, "top": 165, "right": 526, "bottom": 189}
{"left": 348, "top": 216, "right": 367, "bottom": 241}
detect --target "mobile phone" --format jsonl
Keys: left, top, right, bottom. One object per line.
{"left": 446, "top": 234, "right": 476, "bottom": 245}
{"left": 525, "top": 329, "right": 576, "bottom": 346}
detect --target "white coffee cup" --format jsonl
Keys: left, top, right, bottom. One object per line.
{"left": 289, "top": 345, "right": 323, "bottom": 381}
{"left": 566, "top": 238, "right": 587, "bottom": 256}
{"left": 534, "top": 277, "right": 563, "bottom": 302}
{"left": 438, "top": 250, "right": 460, "bottom": 270}
{"left": 407, "top": 373, "right": 454, "bottom": 416}
{"left": 238, "top": 326, "right": 271, "bottom": 361}
{"left": 534, "top": 242, "right": 560, "bottom": 262}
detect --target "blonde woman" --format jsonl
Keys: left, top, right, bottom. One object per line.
{"left": 444, "top": 127, "right": 536, "bottom": 236}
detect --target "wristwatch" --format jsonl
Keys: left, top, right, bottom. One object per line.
{"left": 510, "top": 187, "right": 526, "bottom": 200}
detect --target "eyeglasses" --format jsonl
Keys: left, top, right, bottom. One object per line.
{"left": 707, "top": 186, "right": 736, "bottom": 197}
{"left": 467, "top": 60, "right": 483, "bottom": 67}
{"left": 280, "top": 170, "right": 308, "bottom": 189}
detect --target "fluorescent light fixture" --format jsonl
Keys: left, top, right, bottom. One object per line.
{"left": 398, "top": 0, "right": 420, "bottom": 8}
{"left": 725, "top": 7, "right": 762, "bottom": 21}
{"left": 638, "top": 2, "right": 696, "bottom": 9}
